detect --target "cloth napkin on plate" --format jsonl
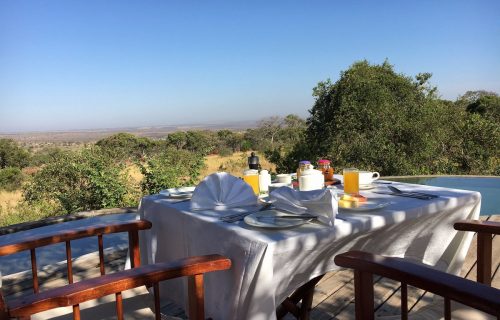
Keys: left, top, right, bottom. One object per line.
{"left": 269, "top": 187, "right": 338, "bottom": 226}
{"left": 191, "top": 172, "right": 258, "bottom": 210}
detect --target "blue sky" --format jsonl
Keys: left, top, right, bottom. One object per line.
{"left": 1, "top": 0, "right": 499, "bottom": 133}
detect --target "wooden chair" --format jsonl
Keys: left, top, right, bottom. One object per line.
{"left": 0, "top": 219, "right": 231, "bottom": 320}
{"left": 334, "top": 219, "right": 500, "bottom": 320}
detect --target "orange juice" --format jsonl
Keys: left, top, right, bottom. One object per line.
{"left": 243, "top": 170, "right": 260, "bottom": 195}
{"left": 343, "top": 168, "right": 359, "bottom": 195}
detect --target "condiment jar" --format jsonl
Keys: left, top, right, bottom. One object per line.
{"left": 317, "top": 159, "right": 334, "bottom": 181}
{"left": 296, "top": 160, "right": 311, "bottom": 180}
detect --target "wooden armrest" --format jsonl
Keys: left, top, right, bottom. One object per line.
{"left": 334, "top": 251, "right": 500, "bottom": 316}
{"left": 0, "top": 219, "right": 152, "bottom": 256}
{"left": 454, "top": 219, "right": 500, "bottom": 235}
{"left": 8, "top": 254, "right": 231, "bottom": 317}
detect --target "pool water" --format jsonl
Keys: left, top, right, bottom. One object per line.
{"left": 384, "top": 176, "right": 499, "bottom": 216}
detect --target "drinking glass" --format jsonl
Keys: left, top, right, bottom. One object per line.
{"left": 243, "top": 170, "right": 260, "bottom": 195}
{"left": 343, "top": 168, "right": 359, "bottom": 195}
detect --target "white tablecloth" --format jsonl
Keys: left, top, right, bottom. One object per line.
{"left": 137, "top": 181, "right": 481, "bottom": 320}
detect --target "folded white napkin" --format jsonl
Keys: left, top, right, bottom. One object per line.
{"left": 191, "top": 172, "right": 258, "bottom": 211}
{"left": 269, "top": 187, "right": 338, "bottom": 226}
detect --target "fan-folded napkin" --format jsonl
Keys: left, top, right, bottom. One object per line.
{"left": 269, "top": 187, "right": 338, "bottom": 226}
{"left": 191, "top": 172, "right": 258, "bottom": 210}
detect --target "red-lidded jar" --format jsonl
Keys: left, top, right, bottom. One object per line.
{"left": 317, "top": 159, "right": 334, "bottom": 181}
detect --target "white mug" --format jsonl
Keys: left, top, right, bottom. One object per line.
{"left": 358, "top": 171, "right": 380, "bottom": 185}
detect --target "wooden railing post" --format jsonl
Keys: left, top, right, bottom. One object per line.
{"left": 354, "top": 270, "right": 374, "bottom": 320}
{"left": 477, "top": 232, "right": 492, "bottom": 285}
{"left": 188, "top": 274, "right": 205, "bottom": 320}
{"left": 30, "top": 249, "right": 39, "bottom": 293}
{"left": 0, "top": 290, "right": 10, "bottom": 320}
{"left": 128, "top": 230, "right": 141, "bottom": 268}
{"left": 98, "top": 234, "right": 105, "bottom": 275}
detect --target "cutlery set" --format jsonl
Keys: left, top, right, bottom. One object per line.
{"left": 372, "top": 185, "right": 439, "bottom": 200}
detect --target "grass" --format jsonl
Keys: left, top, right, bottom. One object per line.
{"left": 202, "top": 152, "right": 275, "bottom": 178}
{"left": 0, "top": 190, "right": 22, "bottom": 213}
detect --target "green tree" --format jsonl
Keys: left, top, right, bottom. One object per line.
{"left": 300, "top": 60, "right": 453, "bottom": 175}
{"left": 0, "top": 139, "right": 30, "bottom": 169}
{"left": 185, "top": 131, "right": 215, "bottom": 155}
{"left": 139, "top": 148, "right": 205, "bottom": 195}
{"left": 96, "top": 133, "right": 153, "bottom": 162}
{"left": 166, "top": 131, "right": 188, "bottom": 150}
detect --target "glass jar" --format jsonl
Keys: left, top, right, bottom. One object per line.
{"left": 296, "top": 160, "right": 311, "bottom": 180}
{"left": 317, "top": 159, "right": 334, "bottom": 181}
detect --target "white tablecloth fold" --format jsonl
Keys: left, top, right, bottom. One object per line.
{"left": 269, "top": 187, "right": 338, "bottom": 226}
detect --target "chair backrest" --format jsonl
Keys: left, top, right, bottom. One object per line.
{"left": 0, "top": 219, "right": 232, "bottom": 320}
{"left": 0, "top": 219, "right": 152, "bottom": 293}
{"left": 334, "top": 219, "right": 500, "bottom": 320}
{"left": 5, "top": 254, "right": 231, "bottom": 320}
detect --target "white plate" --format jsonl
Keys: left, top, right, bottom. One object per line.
{"left": 159, "top": 186, "right": 196, "bottom": 198}
{"left": 244, "top": 210, "right": 312, "bottom": 229}
{"left": 339, "top": 200, "right": 391, "bottom": 212}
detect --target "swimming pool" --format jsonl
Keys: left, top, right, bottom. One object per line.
{"left": 384, "top": 176, "right": 499, "bottom": 216}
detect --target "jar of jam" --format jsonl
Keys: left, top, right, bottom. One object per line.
{"left": 296, "top": 160, "right": 311, "bottom": 180}
{"left": 317, "top": 159, "right": 334, "bottom": 181}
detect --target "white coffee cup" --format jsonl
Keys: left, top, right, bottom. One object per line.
{"left": 358, "top": 171, "right": 380, "bottom": 185}
{"left": 276, "top": 174, "right": 292, "bottom": 185}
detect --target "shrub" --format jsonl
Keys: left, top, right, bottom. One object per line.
{"left": 0, "top": 139, "right": 30, "bottom": 169}
{"left": 24, "top": 147, "right": 130, "bottom": 214}
{"left": 0, "top": 167, "right": 24, "bottom": 191}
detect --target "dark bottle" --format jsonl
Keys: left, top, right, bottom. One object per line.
{"left": 248, "top": 152, "right": 260, "bottom": 170}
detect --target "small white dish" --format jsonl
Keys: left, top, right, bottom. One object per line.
{"left": 159, "top": 186, "right": 196, "bottom": 198}
{"left": 244, "top": 210, "right": 312, "bottom": 229}
{"left": 339, "top": 200, "right": 391, "bottom": 212}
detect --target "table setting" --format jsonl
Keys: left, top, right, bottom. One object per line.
{"left": 137, "top": 165, "right": 481, "bottom": 320}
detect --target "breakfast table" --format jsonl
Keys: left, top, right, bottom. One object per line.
{"left": 137, "top": 176, "right": 481, "bottom": 320}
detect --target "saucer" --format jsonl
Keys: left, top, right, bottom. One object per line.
{"left": 359, "top": 184, "right": 375, "bottom": 190}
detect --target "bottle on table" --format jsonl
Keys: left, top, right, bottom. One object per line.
{"left": 248, "top": 152, "right": 259, "bottom": 170}
{"left": 259, "top": 170, "right": 271, "bottom": 194}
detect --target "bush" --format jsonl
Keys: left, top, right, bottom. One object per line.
{"left": 0, "top": 167, "right": 24, "bottom": 191}
{"left": 0, "top": 139, "right": 30, "bottom": 169}
{"left": 140, "top": 148, "right": 205, "bottom": 195}
{"left": 24, "top": 147, "right": 130, "bottom": 214}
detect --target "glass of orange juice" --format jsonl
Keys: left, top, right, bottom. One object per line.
{"left": 343, "top": 168, "right": 359, "bottom": 195}
{"left": 243, "top": 169, "right": 260, "bottom": 195}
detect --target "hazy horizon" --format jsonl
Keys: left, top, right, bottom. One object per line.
{"left": 1, "top": 0, "right": 499, "bottom": 133}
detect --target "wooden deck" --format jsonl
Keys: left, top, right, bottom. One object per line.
{"left": 1, "top": 215, "right": 498, "bottom": 319}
